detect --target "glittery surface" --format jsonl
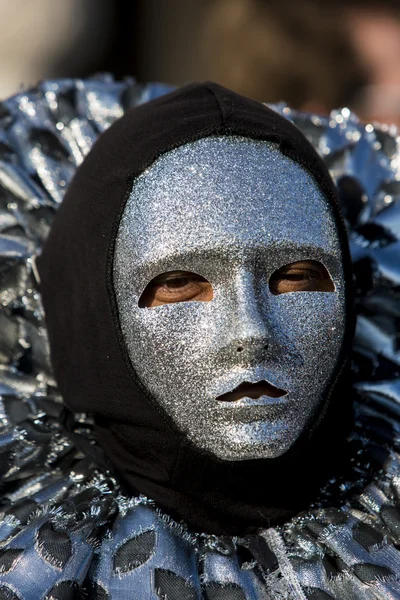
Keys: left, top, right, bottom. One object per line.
{"left": 0, "top": 78, "right": 400, "bottom": 598}
{"left": 114, "top": 136, "right": 346, "bottom": 460}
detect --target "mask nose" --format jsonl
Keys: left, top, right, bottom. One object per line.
{"left": 227, "top": 271, "right": 270, "bottom": 360}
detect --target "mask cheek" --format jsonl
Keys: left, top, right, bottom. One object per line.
{"left": 272, "top": 292, "right": 345, "bottom": 387}
{"left": 129, "top": 302, "right": 217, "bottom": 385}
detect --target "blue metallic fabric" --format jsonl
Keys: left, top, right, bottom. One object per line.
{"left": 0, "top": 77, "right": 399, "bottom": 598}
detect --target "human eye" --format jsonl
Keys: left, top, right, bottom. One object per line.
{"left": 139, "top": 271, "right": 213, "bottom": 307}
{"left": 269, "top": 260, "right": 334, "bottom": 295}
{"left": 163, "top": 274, "right": 192, "bottom": 289}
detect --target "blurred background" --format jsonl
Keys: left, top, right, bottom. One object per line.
{"left": 1, "top": 0, "right": 400, "bottom": 123}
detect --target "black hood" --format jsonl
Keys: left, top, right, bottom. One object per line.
{"left": 38, "top": 82, "right": 354, "bottom": 535}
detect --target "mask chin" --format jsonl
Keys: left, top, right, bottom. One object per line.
{"left": 215, "top": 424, "right": 293, "bottom": 461}
{"left": 113, "top": 136, "right": 346, "bottom": 461}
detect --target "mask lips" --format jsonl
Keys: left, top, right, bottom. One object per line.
{"left": 216, "top": 380, "right": 287, "bottom": 403}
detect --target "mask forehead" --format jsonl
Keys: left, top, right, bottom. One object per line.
{"left": 118, "top": 137, "right": 342, "bottom": 295}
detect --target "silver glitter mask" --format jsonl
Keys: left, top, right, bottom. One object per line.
{"left": 113, "top": 137, "right": 346, "bottom": 461}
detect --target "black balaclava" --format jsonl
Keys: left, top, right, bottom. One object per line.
{"left": 38, "top": 83, "right": 354, "bottom": 535}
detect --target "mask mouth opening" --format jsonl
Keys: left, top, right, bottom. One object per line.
{"left": 217, "top": 380, "right": 287, "bottom": 403}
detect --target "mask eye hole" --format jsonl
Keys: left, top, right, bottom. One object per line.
{"left": 269, "top": 260, "right": 335, "bottom": 295}
{"left": 139, "top": 271, "right": 213, "bottom": 308}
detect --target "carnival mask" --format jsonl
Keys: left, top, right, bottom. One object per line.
{"left": 113, "top": 136, "right": 346, "bottom": 460}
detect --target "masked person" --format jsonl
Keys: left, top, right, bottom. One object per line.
{"left": 0, "top": 82, "right": 399, "bottom": 600}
